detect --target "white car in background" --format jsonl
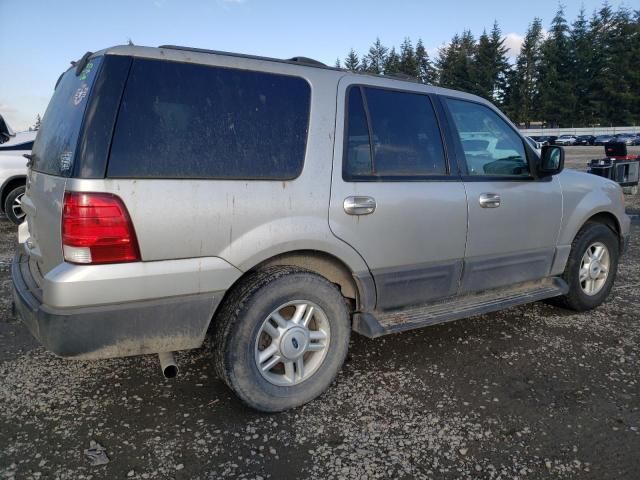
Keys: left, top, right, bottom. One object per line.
{"left": 0, "top": 115, "right": 35, "bottom": 224}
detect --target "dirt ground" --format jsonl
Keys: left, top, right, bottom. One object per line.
{"left": 1, "top": 147, "right": 639, "bottom": 479}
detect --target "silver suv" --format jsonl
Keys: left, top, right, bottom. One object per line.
{"left": 12, "top": 45, "right": 631, "bottom": 412}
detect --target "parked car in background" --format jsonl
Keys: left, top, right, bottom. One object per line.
{"left": 574, "top": 135, "right": 595, "bottom": 146}
{"left": 614, "top": 133, "right": 640, "bottom": 146}
{"left": 533, "top": 135, "right": 557, "bottom": 146}
{"left": 593, "top": 134, "right": 617, "bottom": 146}
{"left": 12, "top": 45, "right": 631, "bottom": 412}
{"left": 554, "top": 135, "right": 577, "bottom": 146}
{"left": 525, "top": 136, "right": 543, "bottom": 154}
{"left": 0, "top": 115, "right": 35, "bottom": 224}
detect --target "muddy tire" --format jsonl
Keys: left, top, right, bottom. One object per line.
{"left": 4, "top": 185, "right": 26, "bottom": 225}
{"left": 212, "top": 266, "right": 350, "bottom": 412}
{"left": 550, "top": 222, "right": 619, "bottom": 311}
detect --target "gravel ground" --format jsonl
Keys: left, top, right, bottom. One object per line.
{"left": 1, "top": 152, "right": 639, "bottom": 479}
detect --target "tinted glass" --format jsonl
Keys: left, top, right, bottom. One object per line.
{"left": 344, "top": 88, "right": 372, "bottom": 177}
{"left": 108, "top": 59, "right": 311, "bottom": 179}
{"left": 31, "top": 57, "right": 103, "bottom": 176}
{"left": 446, "top": 98, "right": 529, "bottom": 177}
{"left": 343, "top": 86, "right": 446, "bottom": 180}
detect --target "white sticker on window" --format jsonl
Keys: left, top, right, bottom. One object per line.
{"left": 73, "top": 83, "right": 89, "bottom": 106}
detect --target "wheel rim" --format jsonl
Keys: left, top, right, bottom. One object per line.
{"left": 12, "top": 192, "right": 25, "bottom": 220}
{"left": 579, "top": 242, "right": 610, "bottom": 296}
{"left": 254, "top": 300, "right": 330, "bottom": 386}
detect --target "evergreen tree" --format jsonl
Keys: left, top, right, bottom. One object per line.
{"left": 504, "top": 18, "right": 544, "bottom": 126}
{"left": 344, "top": 49, "right": 360, "bottom": 72}
{"left": 473, "top": 21, "right": 511, "bottom": 104}
{"left": 332, "top": 3, "right": 640, "bottom": 127}
{"left": 366, "top": 38, "right": 388, "bottom": 74}
{"left": 415, "top": 38, "right": 436, "bottom": 84}
{"left": 569, "top": 7, "right": 594, "bottom": 126}
{"left": 33, "top": 114, "right": 41, "bottom": 131}
{"left": 538, "top": 5, "right": 576, "bottom": 127}
{"left": 588, "top": 3, "right": 615, "bottom": 125}
{"left": 399, "top": 37, "right": 417, "bottom": 77}
{"left": 437, "top": 30, "right": 477, "bottom": 93}
{"left": 334, "top": 58, "right": 341, "bottom": 68}
{"left": 384, "top": 47, "right": 401, "bottom": 75}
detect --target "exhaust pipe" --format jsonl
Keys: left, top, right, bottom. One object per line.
{"left": 158, "top": 351, "right": 178, "bottom": 378}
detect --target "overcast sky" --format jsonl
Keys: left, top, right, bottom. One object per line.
{"left": 0, "top": 0, "right": 631, "bottom": 131}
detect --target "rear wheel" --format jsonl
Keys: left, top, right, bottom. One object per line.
{"left": 4, "top": 185, "right": 26, "bottom": 225}
{"left": 551, "top": 222, "right": 619, "bottom": 311}
{"left": 213, "top": 266, "right": 350, "bottom": 412}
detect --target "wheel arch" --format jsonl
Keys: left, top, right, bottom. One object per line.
{"left": 582, "top": 211, "right": 623, "bottom": 250}
{"left": 216, "top": 249, "right": 376, "bottom": 318}
{"left": 247, "top": 249, "right": 375, "bottom": 312}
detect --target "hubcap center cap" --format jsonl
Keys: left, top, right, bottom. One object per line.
{"left": 279, "top": 327, "right": 309, "bottom": 360}
{"left": 589, "top": 262, "right": 601, "bottom": 278}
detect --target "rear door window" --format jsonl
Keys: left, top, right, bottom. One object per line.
{"left": 108, "top": 59, "right": 311, "bottom": 179}
{"left": 343, "top": 86, "right": 446, "bottom": 180}
{"left": 31, "top": 57, "right": 103, "bottom": 176}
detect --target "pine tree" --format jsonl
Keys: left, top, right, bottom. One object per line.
{"left": 504, "top": 18, "right": 544, "bottom": 126}
{"left": 399, "top": 37, "right": 417, "bottom": 77}
{"left": 344, "top": 49, "right": 360, "bottom": 72}
{"left": 569, "top": 8, "right": 594, "bottom": 126}
{"left": 588, "top": 3, "right": 615, "bottom": 125}
{"left": 415, "top": 38, "right": 436, "bottom": 84}
{"left": 474, "top": 29, "right": 494, "bottom": 99}
{"left": 437, "top": 31, "right": 477, "bottom": 93}
{"left": 366, "top": 38, "right": 388, "bottom": 74}
{"left": 384, "top": 47, "right": 401, "bottom": 75}
{"left": 33, "top": 114, "right": 41, "bottom": 131}
{"left": 488, "top": 22, "right": 510, "bottom": 104}
{"left": 334, "top": 58, "right": 341, "bottom": 68}
{"left": 538, "top": 5, "right": 576, "bottom": 127}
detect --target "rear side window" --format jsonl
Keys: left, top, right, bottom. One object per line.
{"left": 108, "top": 59, "right": 311, "bottom": 179}
{"left": 31, "top": 57, "right": 103, "bottom": 176}
{"left": 343, "top": 86, "right": 446, "bottom": 180}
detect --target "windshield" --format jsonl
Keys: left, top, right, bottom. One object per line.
{"left": 31, "top": 56, "right": 103, "bottom": 176}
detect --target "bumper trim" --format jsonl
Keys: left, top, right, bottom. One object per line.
{"left": 12, "top": 253, "right": 224, "bottom": 359}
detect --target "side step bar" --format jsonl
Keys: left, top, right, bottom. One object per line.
{"left": 353, "top": 277, "right": 569, "bottom": 338}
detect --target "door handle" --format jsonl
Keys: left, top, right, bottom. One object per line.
{"left": 344, "top": 196, "right": 376, "bottom": 215}
{"left": 479, "top": 193, "right": 501, "bottom": 208}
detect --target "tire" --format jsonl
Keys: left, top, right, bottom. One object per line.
{"left": 4, "top": 185, "right": 26, "bottom": 225}
{"left": 551, "top": 222, "right": 619, "bottom": 311}
{"left": 212, "top": 266, "right": 351, "bottom": 412}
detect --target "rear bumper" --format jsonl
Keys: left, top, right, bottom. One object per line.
{"left": 12, "top": 253, "right": 224, "bottom": 359}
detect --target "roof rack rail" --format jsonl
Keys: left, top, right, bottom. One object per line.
{"left": 287, "top": 56, "right": 326, "bottom": 67}
{"left": 158, "top": 45, "right": 334, "bottom": 71}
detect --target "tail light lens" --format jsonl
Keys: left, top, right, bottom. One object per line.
{"left": 62, "top": 192, "right": 140, "bottom": 264}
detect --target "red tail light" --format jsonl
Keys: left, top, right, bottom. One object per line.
{"left": 62, "top": 192, "right": 140, "bottom": 264}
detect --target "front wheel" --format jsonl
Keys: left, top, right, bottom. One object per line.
{"left": 551, "top": 222, "right": 619, "bottom": 311}
{"left": 213, "top": 266, "right": 351, "bottom": 412}
{"left": 4, "top": 185, "right": 26, "bottom": 225}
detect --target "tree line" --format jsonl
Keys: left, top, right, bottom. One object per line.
{"left": 334, "top": 3, "right": 640, "bottom": 128}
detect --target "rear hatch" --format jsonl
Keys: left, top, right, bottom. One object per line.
{"left": 23, "top": 56, "right": 104, "bottom": 278}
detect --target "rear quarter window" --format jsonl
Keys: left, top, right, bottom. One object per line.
{"left": 31, "top": 57, "right": 103, "bottom": 176}
{"left": 108, "top": 59, "right": 311, "bottom": 179}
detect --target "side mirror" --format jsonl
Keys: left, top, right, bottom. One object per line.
{"left": 538, "top": 145, "right": 564, "bottom": 177}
